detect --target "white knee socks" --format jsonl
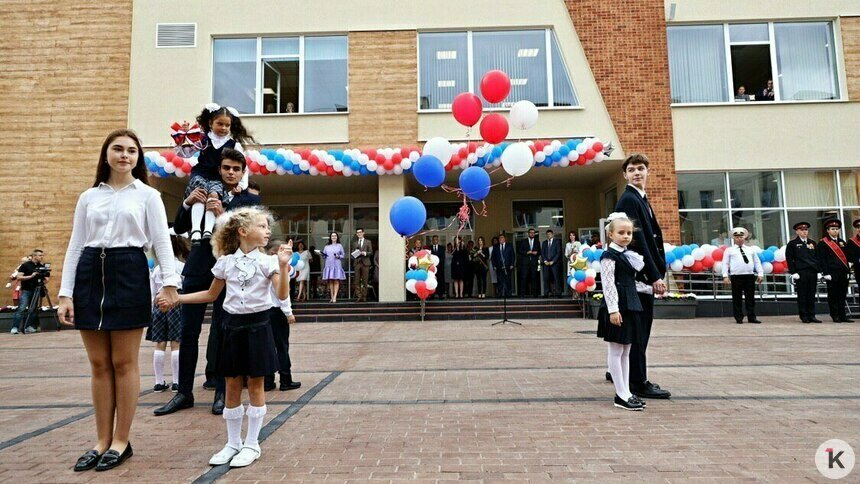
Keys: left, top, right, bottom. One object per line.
{"left": 153, "top": 350, "right": 165, "bottom": 385}
{"left": 223, "top": 405, "right": 245, "bottom": 449}
{"left": 191, "top": 203, "right": 205, "bottom": 240}
{"left": 171, "top": 350, "right": 180, "bottom": 384}
{"left": 607, "top": 342, "right": 632, "bottom": 400}
{"left": 204, "top": 207, "right": 216, "bottom": 237}
{"left": 245, "top": 405, "right": 267, "bottom": 449}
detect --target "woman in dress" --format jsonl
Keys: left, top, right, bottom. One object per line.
{"left": 295, "top": 240, "right": 310, "bottom": 301}
{"left": 321, "top": 232, "right": 346, "bottom": 303}
{"left": 471, "top": 236, "right": 490, "bottom": 299}
{"left": 450, "top": 237, "right": 469, "bottom": 299}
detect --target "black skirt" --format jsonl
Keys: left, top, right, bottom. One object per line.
{"left": 217, "top": 310, "right": 278, "bottom": 378}
{"left": 596, "top": 305, "right": 641, "bottom": 345}
{"left": 73, "top": 247, "right": 152, "bottom": 331}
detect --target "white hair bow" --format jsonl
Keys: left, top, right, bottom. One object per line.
{"left": 606, "top": 212, "right": 628, "bottom": 222}
{"left": 205, "top": 103, "right": 240, "bottom": 117}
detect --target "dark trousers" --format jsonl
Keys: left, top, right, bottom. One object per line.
{"left": 518, "top": 261, "right": 539, "bottom": 297}
{"left": 795, "top": 269, "right": 818, "bottom": 320}
{"left": 178, "top": 279, "right": 225, "bottom": 396}
{"left": 12, "top": 289, "right": 36, "bottom": 331}
{"left": 542, "top": 263, "right": 561, "bottom": 296}
{"left": 265, "top": 307, "right": 292, "bottom": 385}
{"left": 354, "top": 264, "right": 370, "bottom": 299}
{"left": 496, "top": 267, "right": 512, "bottom": 297}
{"left": 474, "top": 267, "right": 488, "bottom": 295}
{"left": 730, "top": 274, "right": 757, "bottom": 321}
{"left": 825, "top": 273, "right": 849, "bottom": 321}
{"left": 464, "top": 267, "right": 474, "bottom": 297}
{"left": 629, "top": 292, "right": 653, "bottom": 388}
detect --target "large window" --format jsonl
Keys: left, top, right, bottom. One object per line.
{"left": 512, "top": 200, "right": 564, "bottom": 230}
{"left": 668, "top": 21, "right": 841, "bottom": 103}
{"left": 213, "top": 35, "right": 348, "bottom": 115}
{"left": 418, "top": 29, "right": 577, "bottom": 110}
{"left": 677, "top": 169, "right": 858, "bottom": 248}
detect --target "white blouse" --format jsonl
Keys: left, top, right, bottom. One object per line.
{"left": 269, "top": 286, "right": 293, "bottom": 317}
{"left": 600, "top": 243, "right": 652, "bottom": 314}
{"left": 60, "top": 180, "right": 179, "bottom": 298}
{"left": 212, "top": 248, "right": 280, "bottom": 314}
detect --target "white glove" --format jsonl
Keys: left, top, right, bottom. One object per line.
{"left": 817, "top": 273, "right": 823, "bottom": 280}
{"left": 823, "top": 275, "right": 832, "bottom": 281}
{"left": 791, "top": 273, "right": 800, "bottom": 281}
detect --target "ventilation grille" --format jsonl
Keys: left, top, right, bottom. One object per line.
{"left": 156, "top": 23, "right": 196, "bottom": 48}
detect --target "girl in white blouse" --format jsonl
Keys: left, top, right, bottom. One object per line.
{"left": 162, "top": 206, "right": 292, "bottom": 469}
{"left": 58, "top": 129, "right": 180, "bottom": 472}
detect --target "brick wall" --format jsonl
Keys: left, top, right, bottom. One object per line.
{"left": 564, "top": 0, "right": 680, "bottom": 243}
{"left": 842, "top": 16, "right": 860, "bottom": 101}
{"left": 0, "top": 1, "right": 133, "bottom": 303}
{"left": 348, "top": 31, "right": 418, "bottom": 147}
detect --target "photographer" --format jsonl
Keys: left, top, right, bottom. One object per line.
{"left": 10, "top": 249, "right": 48, "bottom": 334}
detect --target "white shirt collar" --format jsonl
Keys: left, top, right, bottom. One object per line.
{"left": 609, "top": 242, "right": 626, "bottom": 252}
{"left": 98, "top": 179, "right": 142, "bottom": 191}
{"left": 209, "top": 131, "right": 230, "bottom": 143}
{"left": 627, "top": 184, "right": 647, "bottom": 199}
{"left": 233, "top": 247, "right": 262, "bottom": 259}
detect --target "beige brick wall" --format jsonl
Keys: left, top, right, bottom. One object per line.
{"left": 0, "top": 1, "right": 133, "bottom": 303}
{"left": 842, "top": 16, "right": 860, "bottom": 101}
{"left": 348, "top": 31, "right": 418, "bottom": 147}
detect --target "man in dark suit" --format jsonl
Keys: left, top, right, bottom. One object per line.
{"left": 541, "top": 229, "right": 562, "bottom": 297}
{"left": 492, "top": 234, "right": 515, "bottom": 297}
{"left": 353, "top": 228, "right": 373, "bottom": 301}
{"left": 429, "top": 235, "right": 446, "bottom": 299}
{"left": 517, "top": 228, "right": 540, "bottom": 297}
{"left": 614, "top": 153, "right": 671, "bottom": 400}
{"left": 785, "top": 221, "right": 822, "bottom": 323}
{"left": 849, "top": 219, "right": 860, "bottom": 294}
{"left": 155, "top": 149, "right": 262, "bottom": 417}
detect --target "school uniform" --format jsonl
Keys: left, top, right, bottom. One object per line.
{"left": 185, "top": 132, "right": 241, "bottom": 199}
{"left": 785, "top": 235, "right": 820, "bottom": 322}
{"left": 848, "top": 233, "right": 860, "bottom": 292}
{"left": 60, "top": 180, "right": 178, "bottom": 331}
{"left": 597, "top": 244, "right": 648, "bottom": 345}
{"left": 721, "top": 243, "right": 764, "bottom": 323}
{"left": 211, "top": 248, "right": 279, "bottom": 377}
{"left": 146, "top": 260, "right": 185, "bottom": 342}
{"left": 816, "top": 235, "right": 852, "bottom": 322}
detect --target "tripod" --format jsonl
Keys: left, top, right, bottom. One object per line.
{"left": 492, "top": 268, "right": 521, "bottom": 326}
{"left": 19, "top": 280, "right": 60, "bottom": 333}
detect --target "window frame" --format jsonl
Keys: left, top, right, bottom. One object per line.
{"left": 211, "top": 34, "right": 349, "bottom": 116}
{"left": 668, "top": 19, "right": 845, "bottom": 106}
{"left": 416, "top": 28, "right": 581, "bottom": 112}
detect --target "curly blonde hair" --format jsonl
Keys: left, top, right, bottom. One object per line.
{"left": 211, "top": 206, "right": 273, "bottom": 257}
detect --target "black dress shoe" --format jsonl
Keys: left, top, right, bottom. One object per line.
{"left": 811, "top": 318, "right": 823, "bottom": 323}
{"left": 736, "top": 320, "right": 743, "bottom": 324}
{"left": 748, "top": 319, "right": 762, "bottom": 324}
{"left": 801, "top": 318, "right": 811, "bottom": 323}
{"left": 280, "top": 379, "right": 301, "bottom": 391}
{"left": 613, "top": 395, "right": 644, "bottom": 411}
{"left": 632, "top": 381, "right": 671, "bottom": 399}
{"left": 154, "top": 393, "right": 194, "bottom": 416}
{"left": 841, "top": 318, "right": 854, "bottom": 323}
{"left": 605, "top": 371, "right": 613, "bottom": 382}
{"left": 212, "top": 391, "right": 225, "bottom": 415}
{"left": 95, "top": 443, "right": 133, "bottom": 471}
{"left": 74, "top": 449, "right": 102, "bottom": 472}
{"left": 202, "top": 379, "right": 217, "bottom": 391}
{"left": 264, "top": 380, "right": 276, "bottom": 392}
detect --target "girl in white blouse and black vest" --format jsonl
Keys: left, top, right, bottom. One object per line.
{"left": 161, "top": 206, "right": 292, "bottom": 469}
{"left": 596, "top": 213, "right": 652, "bottom": 411}
{"left": 58, "top": 129, "right": 181, "bottom": 472}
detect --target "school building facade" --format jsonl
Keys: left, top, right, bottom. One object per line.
{"left": 1, "top": 0, "right": 858, "bottom": 303}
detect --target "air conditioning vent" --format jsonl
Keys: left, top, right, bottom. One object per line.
{"left": 156, "top": 23, "right": 196, "bottom": 48}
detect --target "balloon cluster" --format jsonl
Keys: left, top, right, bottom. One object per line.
{"left": 286, "top": 251, "right": 304, "bottom": 279}
{"left": 145, "top": 151, "right": 197, "bottom": 178}
{"left": 245, "top": 147, "right": 424, "bottom": 177}
{"left": 663, "top": 243, "right": 788, "bottom": 275}
{"left": 567, "top": 267, "right": 599, "bottom": 294}
{"left": 405, "top": 250, "right": 440, "bottom": 300}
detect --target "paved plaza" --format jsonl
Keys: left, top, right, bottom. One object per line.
{"left": 0, "top": 315, "right": 857, "bottom": 482}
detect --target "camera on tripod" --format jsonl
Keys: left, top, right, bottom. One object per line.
{"left": 33, "top": 263, "right": 51, "bottom": 281}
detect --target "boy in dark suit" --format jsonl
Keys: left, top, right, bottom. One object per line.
{"left": 492, "top": 234, "right": 515, "bottom": 297}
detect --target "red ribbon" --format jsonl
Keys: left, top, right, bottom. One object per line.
{"left": 822, "top": 237, "right": 849, "bottom": 269}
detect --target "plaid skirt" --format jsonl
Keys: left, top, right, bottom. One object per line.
{"left": 145, "top": 305, "right": 182, "bottom": 342}
{"left": 185, "top": 174, "right": 224, "bottom": 199}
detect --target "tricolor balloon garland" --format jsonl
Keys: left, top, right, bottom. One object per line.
{"left": 564, "top": 242, "right": 791, "bottom": 295}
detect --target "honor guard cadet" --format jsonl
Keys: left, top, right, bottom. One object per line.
{"left": 849, "top": 218, "right": 860, "bottom": 292}
{"left": 785, "top": 221, "right": 822, "bottom": 323}
{"left": 816, "top": 219, "right": 853, "bottom": 323}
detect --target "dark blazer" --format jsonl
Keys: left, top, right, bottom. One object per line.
{"left": 429, "top": 243, "right": 446, "bottom": 281}
{"left": 517, "top": 237, "right": 541, "bottom": 263}
{"left": 816, "top": 237, "right": 850, "bottom": 276}
{"left": 615, "top": 185, "right": 666, "bottom": 284}
{"left": 541, "top": 238, "right": 562, "bottom": 264}
{"left": 492, "top": 242, "right": 515, "bottom": 270}
{"left": 353, "top": 238, "right": 373, "bottom": 267}
{"left": 785, "top": 236, "right": 819, "bottom": 273}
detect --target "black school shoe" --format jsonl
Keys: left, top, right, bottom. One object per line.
{"left": 614, "top": 395, "right": 644, "bottom": 411}
{"left": 605, "top": 371, "right": 613, "bottom": 382}
{"left": 629, "top": 395, "right": 647, "bottom": 408}
{"left": 153, "top": 382, "right": 168, "bottom": 392}
{"left": 95, "top": 443, "right": 133, "bottom": 471}
{"left": 74, "top": 450, "right": 102, "bottom": 472}
{"left": 280, "top": 379, "right": 301, "bottom": 391}
{"left": 632, "top": 381, "right": 671, "bottom": 399}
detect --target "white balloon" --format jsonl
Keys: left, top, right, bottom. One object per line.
{"left": 299, "top": 160, "right": 310, "bottom": 171}
{"left": 155, "top": 156, "right": 167, "bottom": 167}
{"left": 401, "top": 158, "right": 412, "bottom": 170}
{"left": 425, "top": 278, "right": 438, "bottom": 291}
{"left": 762, "top": 262, "right": 773, "bottom": 274}
{"left": 476, "top": 147, "right": 486, "bottom": 158}
{"left": 593, "top": 152, "right": 605, "bottom": 163}
{"left": 591, "top": 260, "right": 602, "bottom": 272}
{"left": 692, "top": 248, "right": 705, "bottom": 261}
{"left": 774, "top": 248, "right": 786, "bottom": 262}
{"left": 559, "top": 158, "right": 570, "bottom": 167}
{"left": 367, "top": 160, "right": 378, "bottom": 171}
{"left": 333, "top": 161, "right": 344, "bottom": 172}
{"left": 405, "top": 279, "right": 418, "bottom": 293}
{"left": 586, "top": 284, "right": 596, "bottom": 292}
{"left": 163, "top": 163, "right": 176, "bottom": 173}
{"left": 294, "top": 260, "right": 305, "bottom": 271}
{"left": 343, "top": 167, "right": 353, "bottom": 176}
{"left": 276, "top": 167, "right": 287, "bottom": 175}
{"left": 713, "top": 261, "right": 723, "bottom": 274}
{"left": 423, "top": 137, "right": 452, "bottom": 164}
{"left": 309, "top": 167, "right": 319, "bottom": 176}
{"left": 542, "top": 145, "right": 554, "bottom": 156}
{"left": 430, "top": 255, "right": 440, "bottom": 266}
{"left": 569, "top": 278, "right": 577, "bottom": 289}
{"left": 509, "top": 100, "right": 539, "bottom": 130}
{"left": 682, "top": 255, "right": 695, "bottom": 267}
{"left": 266, "top": 161, "right": 277, "bottom": 172}
{"left": 174, "top": 169, "right": 186, "bottom": 178}
{"left": 534, "top": 152, "right": 546, "bottom": 163}
{"left": 409, "top": 151, "right": 420, "bottom": 162}
{"left": 187, "top": 157, "right": 198, "bottom": 167}
{"left": 408, "top": 256, "right": 418, "bottom": 269}
{"left": 670, "top": 260, "right": 684, "bottom": 272}
{"left": 394, "top": 165, "right": 403, "bottom": 175}
{"left": 500, "top": 142, "right": 534, "bottom": 177}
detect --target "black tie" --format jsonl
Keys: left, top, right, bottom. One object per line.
{"left": 739, "top": 246, "right": 749, "bottom": 264}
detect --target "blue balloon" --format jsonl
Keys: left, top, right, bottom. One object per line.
{"left": 551, "top": 152, "right": 562, "bottom": 162}
{"left": 760, "top": 250, "right": 774, "bottom": 263}
{"left": 594, "top": 249, "right": 605, "bottom": 260}
{"left": 405, "top": 270, "right": 415, "bottom": 281}
{"left": 683, "top": 245, "right": 692, "bottom": 255}
{"left": 147, "top": 258, "right": 155, "bottom": 270}
{"left": 292, "top": 165, "right": 302, "bottom": 175}
{"left": 290, "top": 253, "right": 300, "bottom": 266}
{"left": 767, "top": 246, "right": 778, "bottom": 252}
{"left": 389, "top": 196, "right": 426, "bottom": 237}
{"left": 459, "top": 166, "right": 491, "bottom": 201}
{"left": 574, "top": 270, "right": 586, "bottom": 282}
{"left": 414, "top": 269, "right": 428, "bottom": 281}
{"left": 342, "top": 154, "right": 353, "bottom": 165}
{"left": 666, "top": 252, "right": 676, "bottom": 265}
{"left": 583, "top": 248, "right": 593, "bottom": 261}
{"left": 673, "top": 247, "right": 685, "bottom": 259}
{"left": 283, "top": 159, "right": 294, "bottom": 171}
{"left": 567, "top": 275, "right": 575, "bottom": 285}
{"left": 689, "top": 243, "right": 699, "bottom": 250}
{"left": 360, "top": 166, "right": 370, "bottom": 175}
{"left": 492, "top": 146, "right": 503, "bottom": 158}
{"left": 542, "top": 158, "right": 553, "bottom": 167}
{"left": 566, "top": 139, "right": 577, "bottom": 149}
{"left": 413, "top": 155, "right": 445, "bottom": 187}
{"left": 559, "top": 146, "right": 570, "bottom": 157}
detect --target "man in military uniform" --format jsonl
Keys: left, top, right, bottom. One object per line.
{"left": 816, "top": 219, "right": 853, "bottom": 323}
{"left": 848, "top": 218, "right": 860, "bottom": 293}
{"left": 785, "top": 221, "right": 822, "bottom": 323}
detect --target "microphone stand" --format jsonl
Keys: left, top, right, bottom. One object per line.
{"left": 493, "top": 265, "right": 521, "bottom": 326}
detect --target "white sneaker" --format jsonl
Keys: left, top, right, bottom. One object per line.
{"left": 24, "top": 326, "right": 36, "bottom": 334}
{"left": 229, "top": 445, "right": 261, "bottom": 467}
{"left": 10, "top": 327, "right": 19, "bottom": 334}
{"left": 209, "top": 444, "right": 241, "bottom": 466}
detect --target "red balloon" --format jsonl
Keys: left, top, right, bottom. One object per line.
{"left": 415, "top": 250, "right": 428, "bottom": 258}
{"left": 592, "top": 141, "right": 604, "bottom": 153}
{"left": 458, "top": 147, "right": 468, "bottom": 159}
{"left": 575, "top": 281, "right": 588, "bottom": 294}
{"left": 772, "top": 261, "right": 786, "bottom": 274}
{"left": 366, "top": 149, "right": 378, "bottom": 160}
{"left": 585, "top": 149, "right": 596, "bottom": 160}
{"left": 445, "top": 162, "right": 454, "bottom": 171}
{"left": 691, "top": 261, "right": 703, "bottom": 273}
{"left": 383, "top": 159, "right": 395, "bottom": 170}
{"left": 584, "top": 276, "right": 596, "bottom": 286}
{"left": 259, "top": 165, "right": 270, "bottom": 175}
{"left": 172, "top": 157, "right": 184, "bottom": 167}
{"left": 712, "top": 249, "right": 724, "bottom": 262}
{"left": 479, "top": 113, "right": 509, "bottom": 144}
{"left": 181, "top": 163, "right": 192, "bottom": 174}
{"left": 400, "top": 147, "right": 411, "bottom": 159}
{"left": 309, "top": 154, "right": 319, "bottom": 164}
{"left": 326, "top": 166, "right": 335, "bottom": 176}
{"left": 528, "top": 144, "right": 537, "bottom": 155}
{"left": 451, "top": 92, "right": 483, "bottom": 127}
{"left": 480, "top": 69, "right": 511, "bottom": 103}
{"left": 535, "top": 141, "right": 547, "bottom": 152}
{"left": 701, "top": 255, "right": 715, "bottom": 269}
{"left": 248, "top": 160, "right": 260, "bottom": 172}
{"left": 576, "top": 155, "right": 587, "bottom": 166}
{"left": 375, "top": 153, "right": 386, "bottom": 165}
{"left": 391, "top": 153, "right": 403, "bottom": 164}
{"left": 468, "top": 142, "right": 478, "bottom": 153}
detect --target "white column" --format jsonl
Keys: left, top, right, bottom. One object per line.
{"left": 378, "top": 175, "right": 406, "bottom": 302}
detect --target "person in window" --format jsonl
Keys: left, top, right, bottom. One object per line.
{"left": 758, "top": 79, "right": 775, "bottom": 101}
{"left": 285, "top": 102, "right": 296, "bottom": 114}
{"left": 734, "top": 85, "right": 751, "bottom": 101}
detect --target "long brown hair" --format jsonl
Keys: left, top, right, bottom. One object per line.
{"left": 92, "top": 129, "right": 150, "bottom": 187}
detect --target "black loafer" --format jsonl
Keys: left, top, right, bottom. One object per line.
{"left": 633, "top": 381, "right": 671, "bottom": 399}
{"left": 74, "top": 449, "right": 102, "bottom": 472}
{"left": 153, "top": 393, "right": 194, "bottom": 416}
{"left": 280, "top": 380, "right": 302, "bottom": 391}
{"left": 212, "top": 391, "right": 225, "bottom": 415}
{"left": 605, "top": 371, "right": 613, "bottom": 382}
{"left": 748, "top": 319, "right": 762, "bottom": 324}
{"left": 95, "top": 443, "right": 132, "bottom": 471}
